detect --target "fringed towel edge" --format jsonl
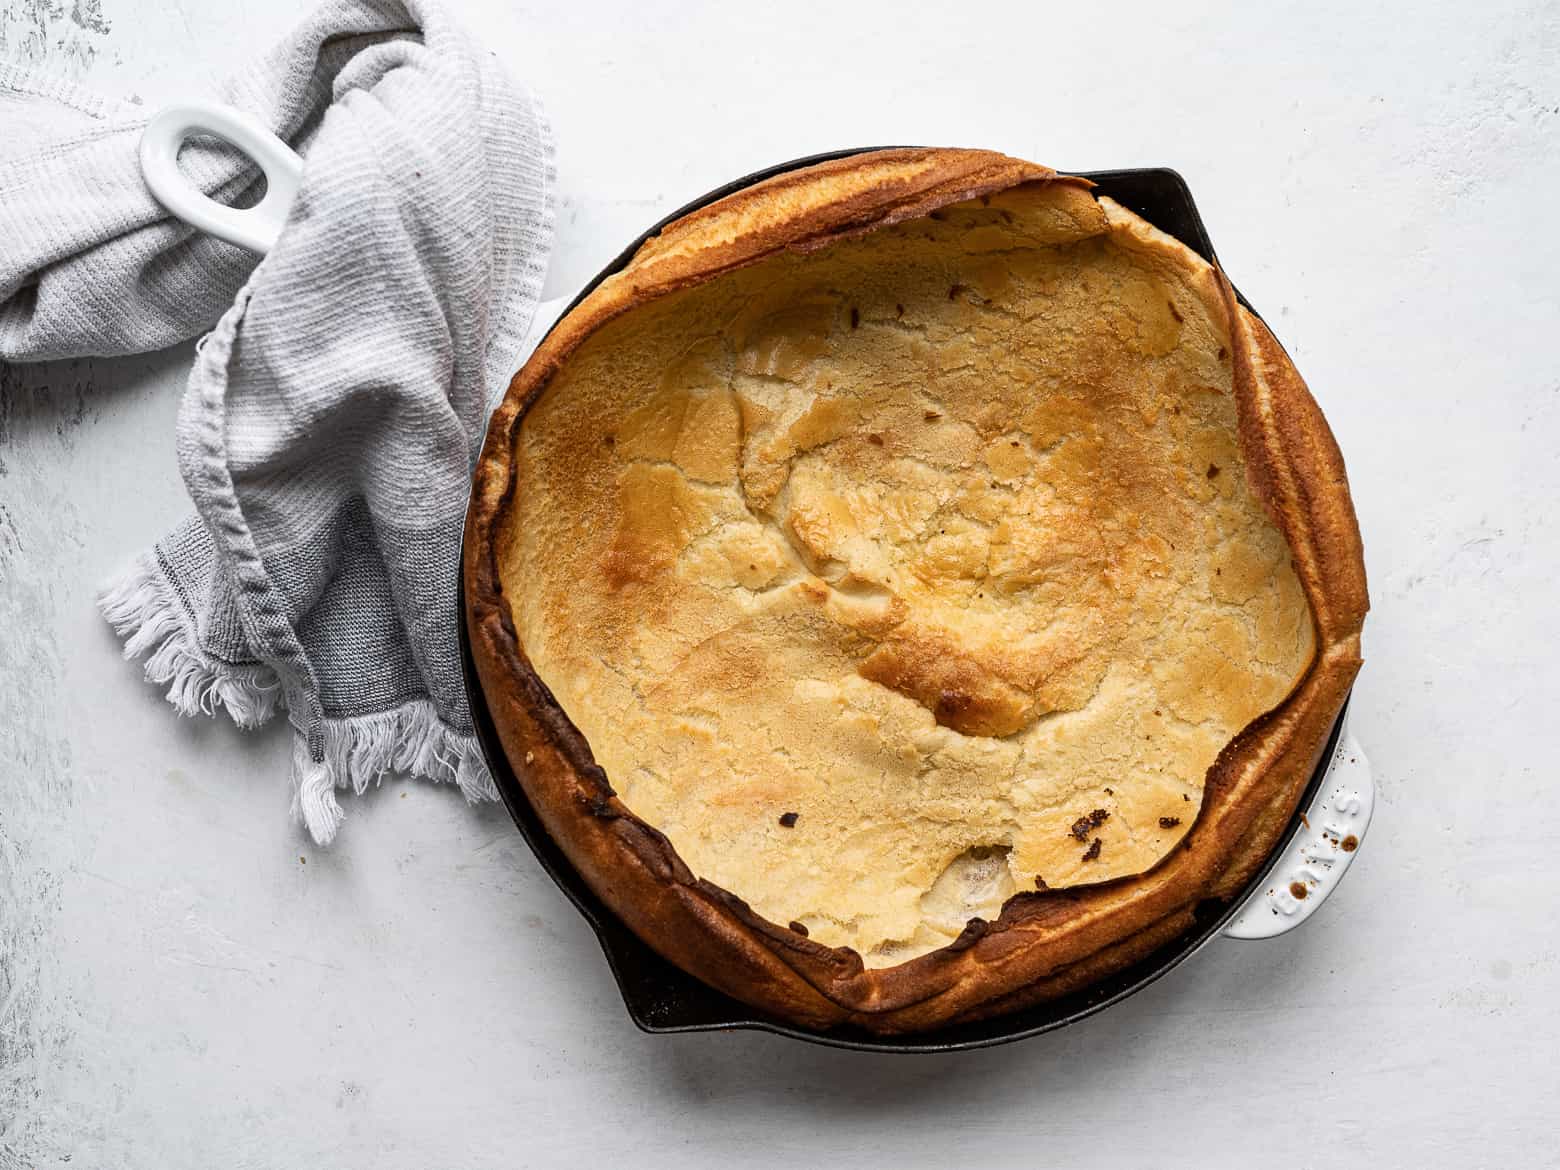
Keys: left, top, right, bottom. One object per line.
{"left": 99, "top": 557, "right": 497, "bottom": 846}
{"left": 288, "top": 699, "right": 497, "bottom": 845}
{"left": 98, "top": 555, "right": 284, "bottom": 729}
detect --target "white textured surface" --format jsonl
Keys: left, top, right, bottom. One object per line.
{"left": 2, "top": 1, "right": 1557, "bottom": 1165}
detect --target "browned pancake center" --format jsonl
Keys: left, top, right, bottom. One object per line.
{"left": 501, "top": 182, "right": 1313, "bottom": 963}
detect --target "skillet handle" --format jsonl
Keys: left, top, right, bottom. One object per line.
{"left": 139, "top": 101, "right": 303, "bottom": 255}
{"left": 1223, "top": 723, "right": 1375, "bottom": 940}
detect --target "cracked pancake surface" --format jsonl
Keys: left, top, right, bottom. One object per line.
{"left": 499, "top": 179, "right": 1313, "bottom": 963}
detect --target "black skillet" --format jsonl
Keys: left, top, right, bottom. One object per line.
{"left": 458, "top": 150, "right": 1346, "bottom": 1053}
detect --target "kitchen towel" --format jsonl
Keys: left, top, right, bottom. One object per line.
{"left": 0, "top": 0, "right": 555, "bottom": 842}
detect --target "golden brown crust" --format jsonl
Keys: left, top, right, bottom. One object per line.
{"left": 464, "top": 148, "right": 1367, "bottom": 1034}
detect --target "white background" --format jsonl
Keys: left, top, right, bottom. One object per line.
{"left": 3, "top": 1, "right": 1557, "bottom": 1166}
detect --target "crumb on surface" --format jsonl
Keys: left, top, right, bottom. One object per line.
{"left": 1072, "top": 809, "right": 1109, "bottom": 840}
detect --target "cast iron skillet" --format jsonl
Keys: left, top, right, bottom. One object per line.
{"left": 459, "top": 149, "right": 1345, "bottom": 1052}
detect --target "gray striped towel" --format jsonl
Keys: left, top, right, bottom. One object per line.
{"left": 0, "top": 0, "right": 556, "bottom": 842}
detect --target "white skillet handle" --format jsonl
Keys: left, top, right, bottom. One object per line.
{"left": 139, "top": 102, "right": 303, "bottom": 255}
{"left": 1224, "top": 724, "right": 1375, "bottom": 939}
